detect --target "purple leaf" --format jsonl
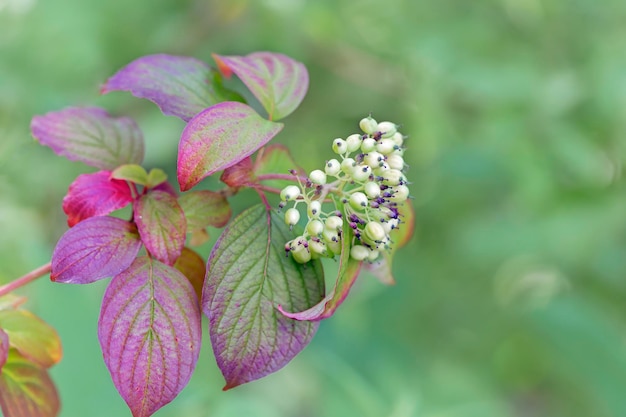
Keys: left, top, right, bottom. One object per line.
{"left": 213, "top": 52, "right": 309, "bottom": 120}
{"left": 51, "top": 216, "right": 142, "bottom": 284}
{"left": 203, "top": 204, "right": 324, "bottom": 389}
{"left": 31, "top": 107, "right": 144, "bottom": 170}
{"left": 219, "top": 157, "right": 256, "bottom": 188}
{"left": 177, "top": 102, "right": 283, "bottom": 191}
{"left": 102, "top": 54, "right": 243, "bottom": 122}
{"left": 0, "top": 329, "right": 7, "bottom": 370}
{"left": 98, "top": 257, "right": 202, "bottom": 417}
{"left": 62, "top": 170, "right": 133, "bottom": 227}
{"left": 134, "top": 190, "right": 186, "bottom": 265}
{"left": 278, "top": 201, "right": 362, "bottom": 321}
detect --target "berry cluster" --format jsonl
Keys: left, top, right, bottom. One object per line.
{"left": 280, "top": 116, "right": 409, "bottom": 263}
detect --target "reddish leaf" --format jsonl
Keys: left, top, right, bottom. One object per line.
{"left": 177, "top": 190, "right": 231, "bottom": 231}
{"left": 98, "top": 257, "right": 201, "bottom": 417}
{"left": 219, "top": 157, "right": 256, "bottom": 188}
{"left": 134, "top": 190, "right": 186, "bottom": 265}
{"left": 177, "top": 101, "right": 283, "bottom": 191}
{"left": 278, "top": 201, "right": 363, "bottom": 321}
{"left": 0, "top": 349, "right": 60, "bottom": 417}
{"left": 174, "top": 247, "right": 206, "bottom": 303}
{"left": 203, "top": 205, "right": 324, "bottom": 389}
{"left": 31, "top": 107, "right": 144, "bottom": 170}
{"left": 213, "top": 52, "right": 309, "bottom": 120}
{"left": 62, "top": 170, "right": 133, "bottom": 227}
{"left": 0, "top": 329, "right": 7, "bottom": 370}
{"left": 102, "top": 54, "right": 243, "bottom": 122}
{"left": 51, "top": 216, "right": 142, "bottom": 284}
{"left": 0, "top": 310, "right": 62, "bottom": 369}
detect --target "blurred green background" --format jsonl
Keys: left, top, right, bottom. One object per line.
{"left": 2, "top": 0, "right": 626, "bottom": 416}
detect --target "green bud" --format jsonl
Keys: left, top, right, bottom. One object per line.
{"left": 364, "top": 221, "right": 386, "bottom": 241}
{"left": 308, "top": 200, "right": 322, "bottom": 217}
{"left": 292, "top": 246, "right": 312, "bottom": 263}
{"left": 364, "top": 151, "right": 384, "bottom": 168}
{"left": 350, "top": 245, "right": 370, "bottom": 261}
{"left": 309, "top": 239, "right": 327, "bottom": 258}
{"left": 377, "top": 121, "right": 397, "bottom": 138}
{"left": 373, "top": 162, "right": 390, "bottom": 176}
{"left": 285, "top": 208, "right": 300, "bottom": 226}
{"left": 309, "top": 169, "right": 327, "bottom": 185}
{"left": 364, "top": 181, "right": 381, "bottom": 199}
{"left": 359, "top": 116, "right": 378, "bottom": 135}
{"left": 361, "top": 138, "right": 377, "bottom": 153}
{"left": 306, "top": 219, "right": 324, "bottom": 236}
{"left": 332, "top": 138, "right": 347, "bottom": 154}
{"left": 326, "top": 239, "right": 342, "bottom": 256}
{"left": 322, "top": 228, "right": 340, "bottom": 245}
{"left": 391, "top": 132, "right": 404, "bottom": 147}
{"left": 341, "top": 158, "right": 356, "bottom": 175}
{"left": 389, "top": 184, "right": 410, "bottom": 202}
{"left": 345, "top": 134, "right": 362, "bottom": 153}
{"left": 376, "top": 139, "right": 396, "bottom": 155}
{"left": 325, "top": 215, "right": 343, "bottom": 231}
{"left": 280, "top": 185, "right": 301, "bottom": 201}
{"left": 386, "top": 154, "right": 405, "bottom": 170}
{"left": 325, "top": 159, "right": 341, "bottom": 176}
{"left": 368, "top": 249, "right": 380, "bottom": 262}
{"left": 349, "top": 192, "right": 369, "bottom": 210}
{"left": 352, "top": 164, "right": 372, "bottom": 182}
{"left": 383, "top": 218, "right": 400, "bottom": 234}
{"left": 382, "top": 169, "right": 406, "bottom": 186}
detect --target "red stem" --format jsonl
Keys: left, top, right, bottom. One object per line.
{"left": 0, "top": 262, "right": 52, "bottom": 298}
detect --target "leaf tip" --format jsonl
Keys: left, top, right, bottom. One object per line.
{"left": 212, "top": 53, "right": 232, "bottom": 78}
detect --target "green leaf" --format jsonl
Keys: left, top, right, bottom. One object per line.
{"left": 365, "top": 200, "right": 415, "bottom": 285}
{"left": 177, "top": 190, "right": 232, "bottom": 231}
{"left": 253, "top": 144, "right": 305, "bottom": 189}
{"left": 278, "top": 200, "right": 362, "bottom": 321}
{"left": 146, "top": 168, "right": 168, "bottom": 188}
{"left": 203, "top": 204, "right": 325, "bottom": 388}
{"left": 0, "top": 349, "right": 60, "bottom": 417}
{"left": 111, "top": 164, "right": 149, "bottom": 186}
{"left": 0, "top": 294, "right": 27, "bottom": 311}
{"left": 0, "top": 310, "right": 62, "bottom": 369}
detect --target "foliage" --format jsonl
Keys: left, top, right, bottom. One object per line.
{"left": 0, "top": 51, "right": 412, "bottom": 417}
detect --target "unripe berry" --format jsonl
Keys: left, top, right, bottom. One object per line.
{"left": 373, "top": 162, "right": 390, "bottom": 176}
{"left": 391, "top": 132, "right": 404, "bottom": 147}
{"left": 280, "top": 185, "right": 301, "bottom": 201}
{"left": 332, "top": 138, "right": 347, "bottom": 154}
{"left": 306, "top": 219, "right": 324, "bottom": 236}
{"left": 309, "top": 239, "right": 327, "bottom": 258}
{"left": 361, "top": 138, "right": 377, "bottom": 153}
{"left": 325, "top": 159, "right": 341, "bottom": 176}
{"left": 285, "top": 208, "right": 300, "bottom": 226}
{"left": 322, "top": 229, "right": 340, "bottom": 245}
{"left": 383, "top": 218, "right": 400, "bottom": 234}
{"left": 364, "top": 181, "right": 381, "bottom": 199}
{"left": 377, "top": 121, "right": 397, "bottom": 138}
{"left": 345, "top": 134, "right": 362, "bottom": 153}
{"left": 309, "top": 169, "right": 327, "bottom": 185}
{"left": 368, "top": 249, "right": 380, "bottom": 262}
{"left": 325, "top": 215, "right": 343, "bottom": 231}
{"left": 364, "top": 221, "right": 386, "bottom": 242}
{"left": 308, "top": 200, "right": 322, "bottom": 217}
{"left": 364, "top": 151, "right": 384, "bottom": 168}
{"left": 350, "top": 245, "right": 370, "bottom": 261}
{"left": 382, "top": 169, "right": 406, "bottom": 186}
{"left": 359, "top": 116, "right": 378, "bottom": 135}
{"left": 352, "top": 164, "right": 372, "bottom": 182}
{"left": 292, "top": 246, "right": 311, "bottom": 263}
{"left": 349, "top": 192, "right": 369, "bottom": 210}
{"left": 386, "top": 153, "right": 405, "bottom": 170}
{"left": 376, "top": 139, "right": 396, "bottom": 155}
{"left": 341, "top": 158, "right": 356, "bottom": 175}
{"left": 388, "top": 184, "right": 410, "bottom": 202}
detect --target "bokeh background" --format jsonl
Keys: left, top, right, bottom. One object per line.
{"left": 2, "top": 0, "right": 626, "bottom": 416}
